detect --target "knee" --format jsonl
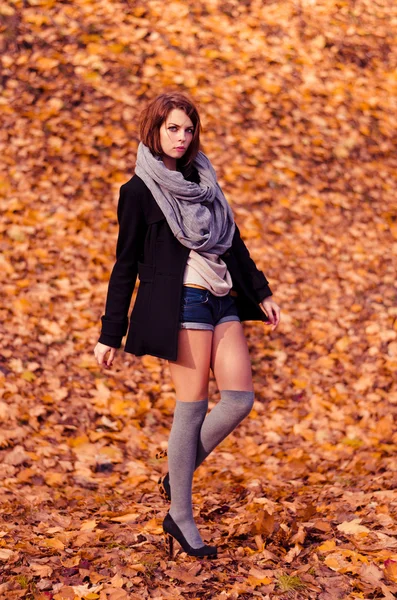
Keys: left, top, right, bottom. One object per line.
{"left": 220, "top": 389, "right": 255, "bottom": 417}
{"left": 240, "top": 390, "right": 255, "bottom": 416}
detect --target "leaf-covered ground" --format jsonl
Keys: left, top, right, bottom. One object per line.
{"left": 1, "top": 0, "right": 397, "bottom": 598}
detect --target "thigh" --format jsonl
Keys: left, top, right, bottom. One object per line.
{"left": 168, "top": 329, "right": 213, "bottom": 401}
{"left": 211, "top": 321, "right": 254, "bottom": 391}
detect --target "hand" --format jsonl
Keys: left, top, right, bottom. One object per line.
{"left": 94, "top": 342, "right": 117, "bottom": 367}
{"left": 260, "top": 297, "right": 281, "bottom": 331}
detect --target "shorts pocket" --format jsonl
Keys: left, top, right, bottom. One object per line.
{"left": 181, "top": 288, "right": 209, "bottom": 307}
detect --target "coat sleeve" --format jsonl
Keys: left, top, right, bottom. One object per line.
{"left": 232, "top": 223, "right": 273, "bottom": 303}
{"left": 98, "top": 182, "right": 147, "bottom": 348}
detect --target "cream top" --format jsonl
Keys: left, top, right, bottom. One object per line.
{"left": 183, "top": 249, "right": 233, "bottom": 296}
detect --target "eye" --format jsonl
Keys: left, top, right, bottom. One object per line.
{"left": 168, "top": 126, "right": 177, "bottom": 131}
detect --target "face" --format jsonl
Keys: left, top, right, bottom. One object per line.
{"left": 159, "top": 108, "right": 194, "bottom": 162}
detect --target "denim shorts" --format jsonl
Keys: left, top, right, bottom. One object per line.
{"left": 179, "top": 285, "right": 240, "bottom": 331}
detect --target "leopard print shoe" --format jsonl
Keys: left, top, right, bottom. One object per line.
{"left": 158, "top": 472, "right": 171, "bottom": 501}
{"left": 156, "top": 449, "right": 168, "bottom": 460}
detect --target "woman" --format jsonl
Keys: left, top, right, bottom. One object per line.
{"left": 94, "top": 92, "right": 280, "bottom": 559}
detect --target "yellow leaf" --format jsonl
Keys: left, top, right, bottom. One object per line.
{"left": 0, "top": 255, "right": 13, "bottom": 274}
{"left": 384, "top": 559, "right": 397, "bottom": 583}
{"left": 91, "top": 381, "right": 111, "bottom": 409}
{"left": 318, "top": 539, "right": 336, "bottom": 553}
{"left": 42, "top": 394, "right": 55, "bottom": 405}
{"left": 124, "top": 474, "right": 148, "bottom": 486}
{"left": 141, "top": 355, "right": 162, "bottom": 370}
{"left": 17, "top": 468, "right": 35, "bottom": 483}
{"left": 390, "top": 224, "right": 397, "bottom": 239}
{"left": 140, "top": 517, "right": 163, "bottom": 534}
{"left": 44, "top": 472, "right": 64, "bottom": 487}
{"left": 72, "top": 585, "right": 103, "bottom": 597}
{"left": 36, "top": 57, "right": 59, "bottom": 71}
{"left": 324, "top": 554, "right": 345, "bottom": 571}
{"left": 247, "top": 574, "right": 272, "bottom": 587}
{"left": 254, "top": 534, "right": 264, "bottom": 552}
{"left": 135, "top": 397, "right": 151, "bottom": 417}
{"left": 351, "top": 304, "right": 362, "bottom": 313}
{"left": 292, "top": 379, "right": 308, "bottom": 389}
{"left": 68, "top": 434, "right": 89, "bottom": 448}
{"left": 42, "top": 538, "right": 65, "bottom": 550}
{"left": 108, "top": 43, "right": 125, "bottom": 54}
{"left": 24, "top": 13, "right": 50, "bottom": 26}
{"left": 110, "top": 399, "right": 131, "bottom": 417}
{"left": 110, "top": 512, "right": 139, "bottom": 523}
{"left": 99, "top": 445, "right": 123, "bottom": 463}
{"left": 335, "top": 336, "right": 351, "bottom": 352}
{"left": 353, "top": 374, "right": 374, "bottom": 393}
{"left": 30, "top": 563, "right": 53, "bottom": 577}
{"left": 80, "top": 520, "right": 97, "bottom": 531}
{"left": 314, "top": 356, "right": 334, "bottom": 369}
{"left": 0, "top": 4, "right": 15, "bottom": 15}
{"left": 7, "top": 226, "right": 25, "bottom": 241}
{"left": 324, "top": 550, "right": 368, "bottom": 574}
{"left": 258, "top": 77, "right": 281, "bottom": 94}
{"left": 312, "top": 34, "right": 326, "bottom": 48}
{"left": 204, "top": 49, "right": 220, "bottom": 59}
{"left": 81, "top": 70, "right": 101, "bottom": 83}
{"left": 248, "top": 567, "right": 272, "bottom": 583}
{"left": 337, "top": 519, "right": 370, "bottom": 535}
{"left": 21, "top": 371, "right": 36, "bottom": 382}
{"left": 48, "top": 136, "right": 63, "bottom": 151}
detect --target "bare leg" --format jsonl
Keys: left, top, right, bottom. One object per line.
{"left": 210, "top": 320, "right": 254, "bottom": 392}
{"left": 168, "top": 329, "right": 213, "bottom": 401}
{"left": 194, "top": 321, "right": 255, "bottom": 469}
{"left": 166, "top": 329, "right": 213, "bottom": 548}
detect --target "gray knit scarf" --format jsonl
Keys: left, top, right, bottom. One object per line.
{"left": 135, "top": 142, "right": 235, "bottom": 254}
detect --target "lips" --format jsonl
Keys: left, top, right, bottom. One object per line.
{"left": 176, "top": 147, "right": 186, "bottom": 150}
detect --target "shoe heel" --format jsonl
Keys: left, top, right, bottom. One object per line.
{"left": 156, "top": 449, "right": 168, "bottom": 459}
{"left": 158, "top": 473, "right": 171, "bottom": 501}
{"left": 163, "top": 513, "right": 217, "bottom": 559}
{"left": 158, "top": 475, "right": 167, "bottom": 500}
{"left": 164, "top": 532, "right": 173, "bottom": 559}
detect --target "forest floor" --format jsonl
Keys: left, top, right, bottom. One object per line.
{"left": 1, "top": 0, "right": 397, "bottom": 598}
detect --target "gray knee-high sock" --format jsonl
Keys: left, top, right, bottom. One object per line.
{"left": 194, "top": 390, "right": 255, "bottom": 470}
{"left": 168, "top": 397, "right": 208, "bottom": 549}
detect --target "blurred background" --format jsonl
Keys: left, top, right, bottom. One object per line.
{"left": 1, "top": 0, "right": 397, "bottom": 596}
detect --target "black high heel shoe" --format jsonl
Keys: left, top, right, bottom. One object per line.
{"left": 158, "top": 472, "right": 171, "bottom": 501}
{"left": 163, "top": 512, "right": 217, "bottom": 559}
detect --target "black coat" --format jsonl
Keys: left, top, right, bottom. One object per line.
{"left": 99, "top": 168, "right": 273, "bottom": 361}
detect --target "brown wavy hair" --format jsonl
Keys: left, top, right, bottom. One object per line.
{"left": 139, "top": 92, "right": 201, "bottom": 173}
